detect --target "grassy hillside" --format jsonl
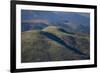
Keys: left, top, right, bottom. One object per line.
{"left": 21, "top": 26, "right": 90, "bottom": 63}
{"left": 43, "top": 26, "right": 90, "bottom": 55}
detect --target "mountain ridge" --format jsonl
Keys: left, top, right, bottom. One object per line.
{"left": 21, "top": 26, "right": 90, "bottom": 62}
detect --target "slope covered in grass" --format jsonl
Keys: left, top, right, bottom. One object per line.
{"left": 42, "top": 26, "right": 90, "bottom": 56}
{"left": 21, "top": 26, "right": 90, "bottom": 63}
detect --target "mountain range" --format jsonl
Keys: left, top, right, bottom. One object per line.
{"left": 21, "top": 10, "right": 90, "bottom": 62}
{"left": 21, "top": 10, "right": 90, "bottom": 34}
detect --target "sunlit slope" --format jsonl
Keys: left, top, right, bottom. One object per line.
{"left": 43, "top": 26, "right": 90, "bottom": 56}
{"left": 21, "top": 26, "right": 90, "bottom": 63}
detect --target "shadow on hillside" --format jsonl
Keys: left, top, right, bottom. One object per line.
{"left": 40, "top": 31, "right": 89, "bottom": 59}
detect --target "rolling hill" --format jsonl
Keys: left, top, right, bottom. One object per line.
{"left": 21, "top": 26, "right": 90, "bottom": 63}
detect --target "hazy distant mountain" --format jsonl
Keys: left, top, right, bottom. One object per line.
{"left": 21, "top": 10, "right": 90, "bottom": 34}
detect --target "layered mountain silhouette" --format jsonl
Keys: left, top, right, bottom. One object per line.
{"left": 21, "top": 10, "right": 90, "bottom": 34}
